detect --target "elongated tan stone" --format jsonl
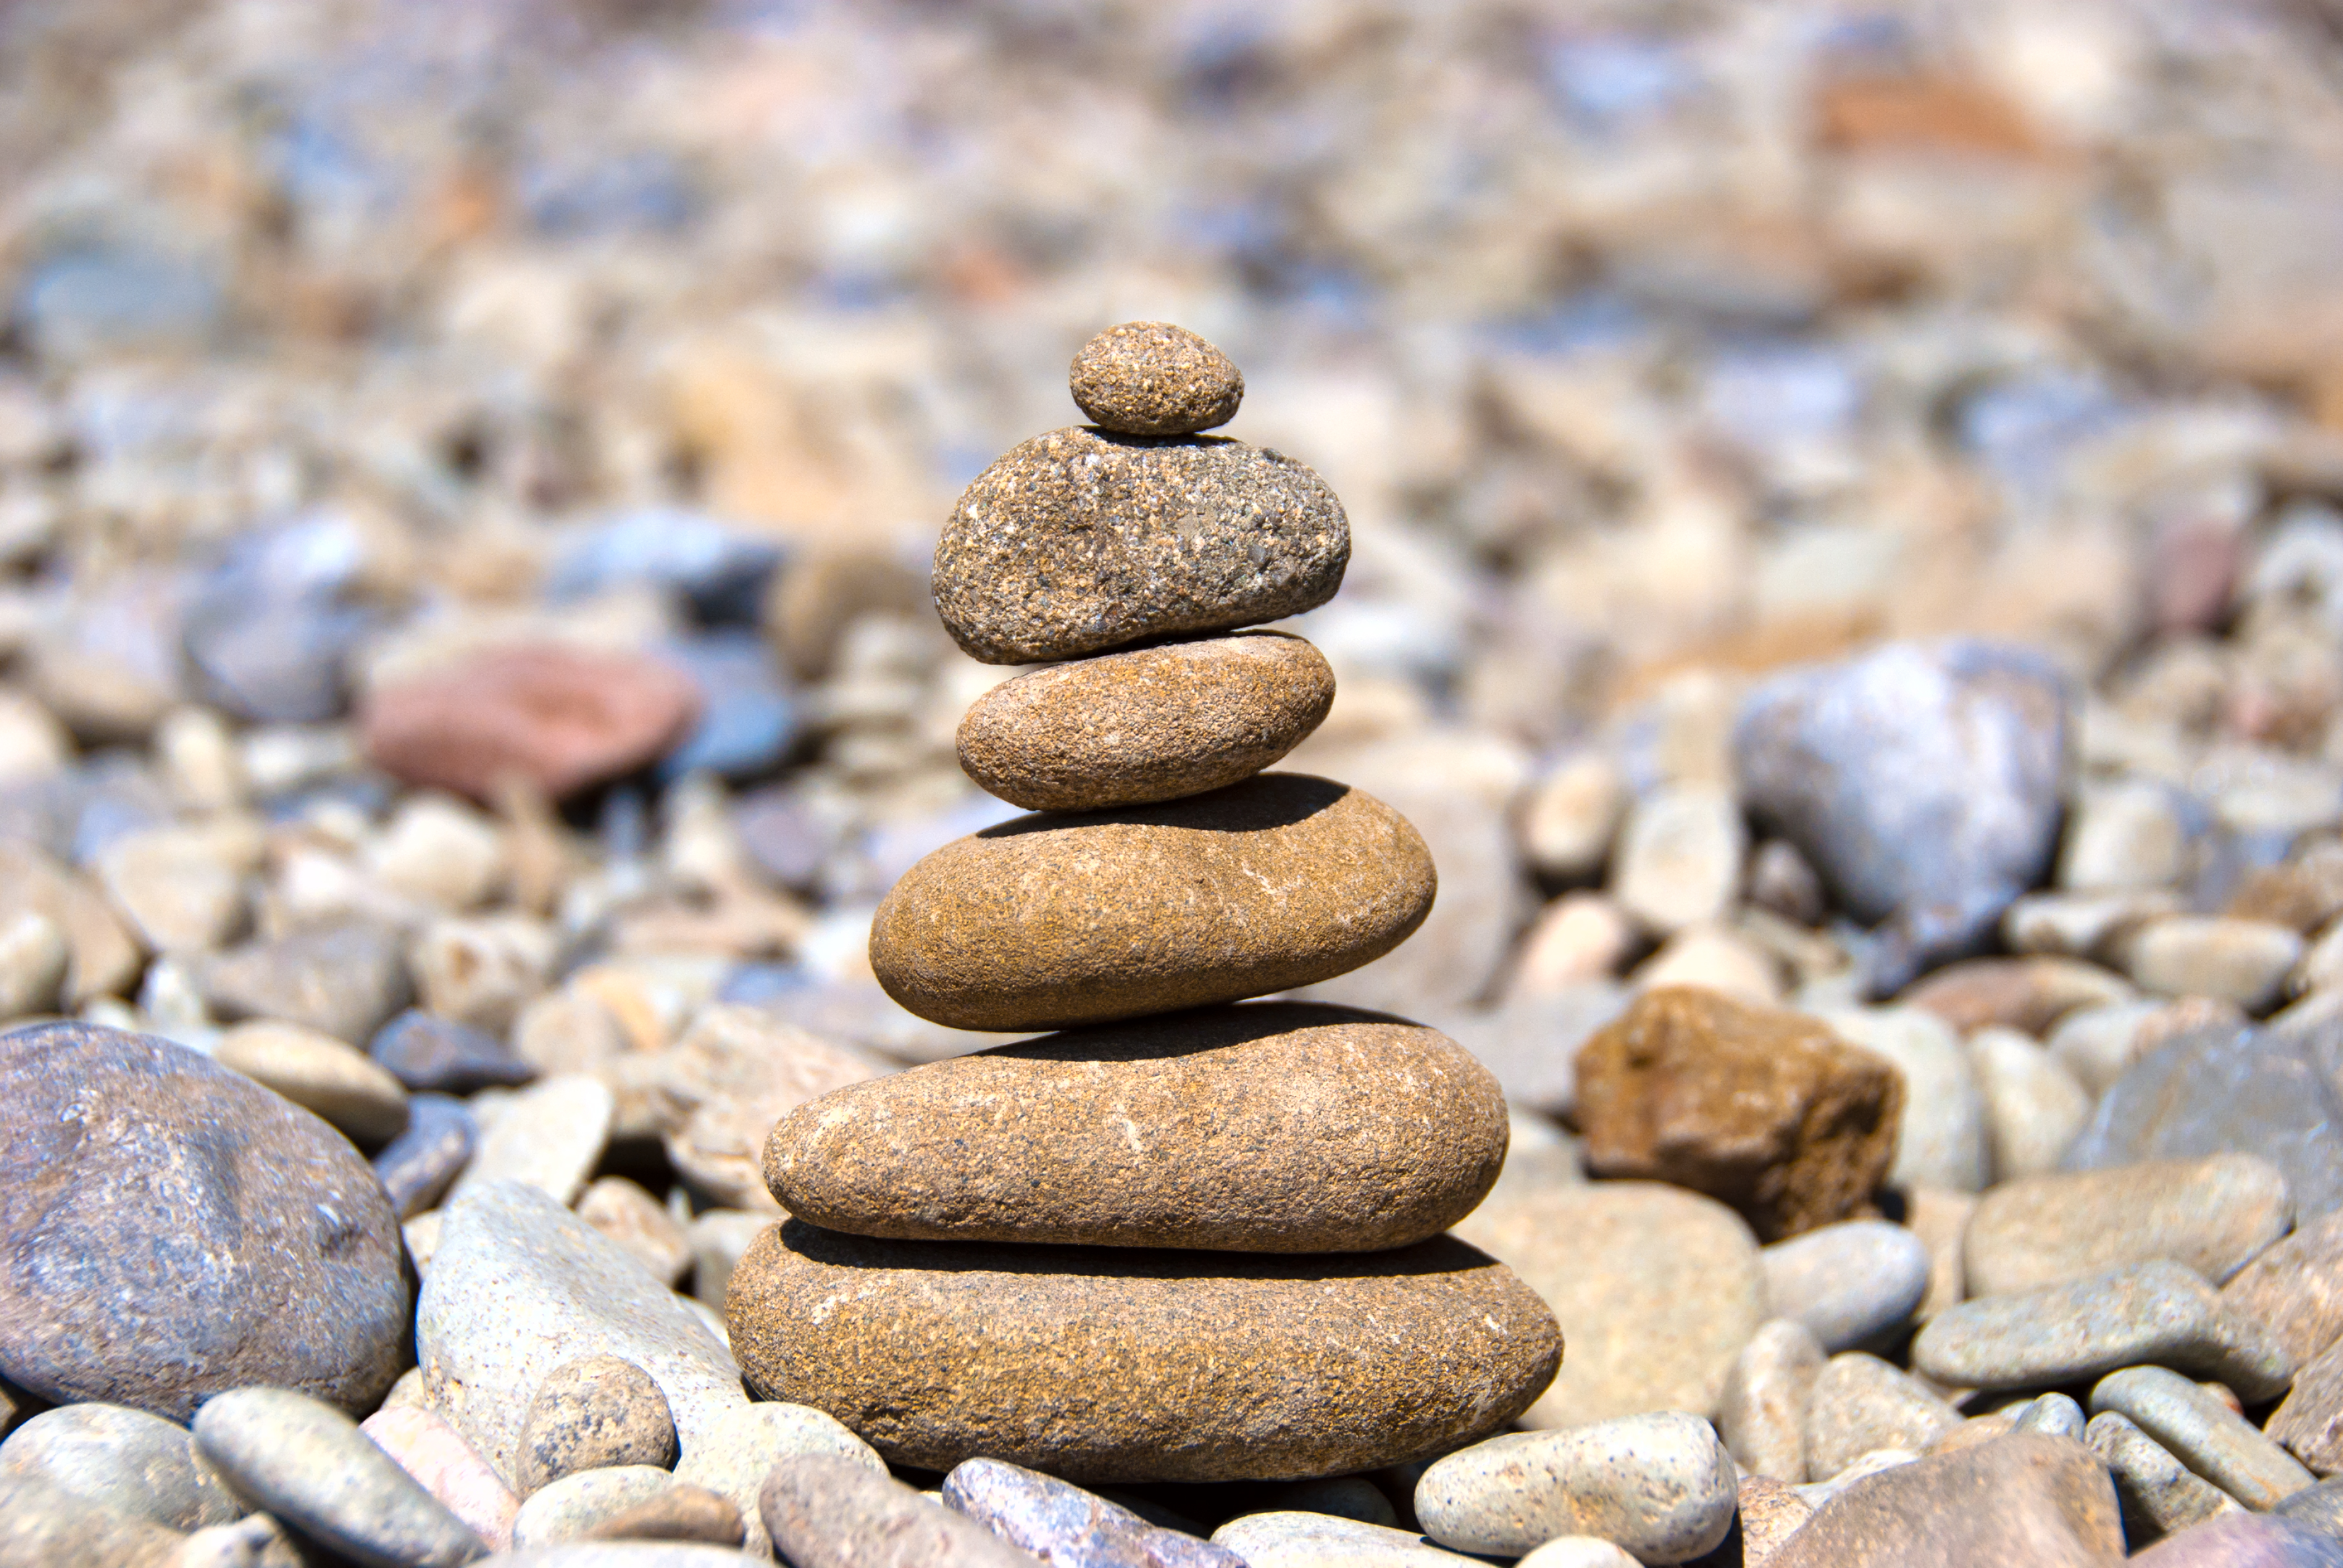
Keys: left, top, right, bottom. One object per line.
{"left": 956, "top": 632, "right": 1334, "bottom": 812}
{"left": 727, "top": 1222, "right": 1559, "bottom": 1483}
{"left": 869, "top": 774, "right": 1435, "bottom": 1033}
{"left": 767, "top": 1003, "right": 1505, "bottom": 1252}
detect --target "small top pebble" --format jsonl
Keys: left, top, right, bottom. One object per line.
{"left": 1069, "top": 322, "right": 1243, "bottom": 435}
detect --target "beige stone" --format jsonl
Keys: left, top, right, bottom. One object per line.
{"left": 214, "top": 1020, "right": 411, "bottom": 1145}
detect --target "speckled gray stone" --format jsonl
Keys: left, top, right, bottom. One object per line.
{"left": 1720, "top": 1318, "right": 1826, "bottom": 1482}
{"left": 670, "top": 1402, "right": 883, "bottom": 1559}
{"left": 1802, "top": 1353, "right": 1960, "bottom": 1483}
{"left": 1912, "top": 1261, "right": 2296, "bottom": 1401}
{"left": 2272, "top": 1337, "right": 2343, "bottom": 1475}
{"left": 193, "top": 1386, "right": 487, "bottom": 1568}
{"left": 0, "top": 1402, "right": 240, "bottom": 1530}
{"left": 933, "top": 426, "right": 1348, "bottom": 665}
{"left": 2224, "top": 1210, "right": 2343, "bottom": 1365}
{"left": 0, "top": 1469, "right": 188, "bottom": 1568}
{"left": 0, "top": 1022, "right": 410, "bottom": 1422}
{"left": 416, "top": 1182, "right": 745, "bottom": 1491}
{"left": 955, "top": 631, "right": 1333, "bottom": 812}
{"left": 1414, "top": 1413, "right": 1737, "bottom": 1563}
{"left": 512, "top": 1468, "right": 676, "bottom": 1549}
{"left": 1965, "top": 1154, "right": 2293, "bottom": 1298}
{"left": 516, "top": 1357, "right": 677, "bottom": 1495}
{"left": 2014, "top": 1393, "right": 2087, "bottom": 1441}
{"left": 2091, "top": 1365, "right": 2314, "bottom": 1509}
{"left": 1211, "top": 1512, "right": 1486, "bottom": 1566}
{"left": 1761, "top": 1221, "right": 1931, "bottom": 1352}
{"left": 2087, "top": 1411, "right": 2245, "bottom": 1544}
{"left": 374, "top": 1093, "right": 477, "bottom": 1220}
{"left": 1069, "top": 322, "right": 1244, "bottom": 435}
{"left": 760, "top": 1454, "right": 1040, "bottom": 1568}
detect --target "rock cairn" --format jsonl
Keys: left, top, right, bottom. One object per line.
{"left": 729, "top": 322, "right": 1561, "bottom": 1484}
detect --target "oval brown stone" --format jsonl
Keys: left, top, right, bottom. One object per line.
{"left": 1068, "top": 321, "right": 1244, "bottom": 436}
{"left": 958, "top": 632, "right": 1334, "bottom": 812}
{"left": 932, "top": 428, "right": 1348, "bottom": 665}
{"left": 868, "top": 774, "right": 1435, "bottom": 1033}
{"left": 767, "top": 1002, "right": 1505, "bottom": 1252}
{"left": 726, "top": 1222, "right": 1561, "bottom": 1483}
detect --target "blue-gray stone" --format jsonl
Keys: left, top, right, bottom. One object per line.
{"left": 546, "top": 511, "right": 781, "bottom": 625}
{"left": 371, "top": 1010, "right": 537, "bottom": 1095}
{"left": 2063, "top": 1025, "right": 2343, "bottom": 1219}
{"left": 655, "top": 632, "right": 800, "bottom": 780}
{"left": 942, "top": 1457, "right": 1242, "bottom": 1567}
{"left": 373, "top": 1094, "right": 477, "bottom": 1220}
{"left": 1733, "top": 639, "right": 2069, "bottom": 996}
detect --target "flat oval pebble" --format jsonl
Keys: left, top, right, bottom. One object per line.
{"left": 193, "top": 1386, "right": 487, "bottom": 1568}
{"left": 1415, "top": 1411, "right": 1737, "bottom": 1562}
{"left": 1965, "top": 1154, "right": 2293, "bottom": 1298}
{"left": 1760, "top": 1220, "right": 1932, "bottom": 1352}
{"left": 957, "top": 632, "right": 1333, "bottom": 811}
{"left": 768, "top": 1002, "right": 1503, "bottom": 1252}
{"left": 2091, "top": 1365, "right": 2315, "bottom": 1509}
{"left": 1803, "top": 1353, "right": 1959, "bottom": 1481}
{"left": 1719, "top": 1318, "right": 1825, "bottom": 1481}
{"left": 870, "top": 774, "right": 1434, "bottom": 1033}
{"left": 942, "top": 1457, "right": 1242, "bottom": 1568}
{"left": 2224, "top": 1210, "right": 2343, "bottom": 1364}
{"left": 362, "top": 645, "right": 702, "bottom": 803}
{"left": 760, "top": 1454, "right": 1040, "bottom": 1568}
{"left": 372, "top": 1010, "right": 539, "bottom": 1095}
{"left": 0, "top": 1402, "right": 241, "bottom": 1530}
{"left": 214, "top": 1019, "right": 413, "bottom": 1146}
{"left": 582, "top": 1483, "right": 742, "bottom": 1547}
{"left": 671, "top": 1402, "right": 885, "bottom": 1559}
{"left": 727, "top": 1221, "right": 1559, "bottom": 1483}
{"left": 1210, "top": 1512, "right": 1488, "bottom": 1566}
{"left": 1912, "top": 1260, "right": 2296, "bottom": 1401}
{"left": 448, "top": 1074, "right": 615, "bottom": 1209}
{"left": 2088, "top": 1410, "right": 2245, "bottom": 1541}
{"left": 375, "top": 1094, "right": 478, "bottom": 1220}
{"left": 0, "top": 1022, "right": 409, "bottom": 1420}
{"left": 934, "top": 427, "right": 1348, "bottom": 665}
{"left": 516, "top": 1356, "right": 677, "bottom": 1495}
{"left": 1766, "top": 1434, "right": 2123, "bottom": 1568}
{"left": 417, "top": 1182, "right": 745, "bottom": 1491}
{"left": 513, "top": 1468, "right": 675, "bottom": 1549}
{"left": 1069, "top": 321, "right": 1244, "bottom": 435}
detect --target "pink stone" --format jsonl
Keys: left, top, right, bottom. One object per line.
{"left": 360, "top": 645, "right": 701, "bottom": 802}
{"left": 362, "top": 1404, "right": 519, "bottom": 1550}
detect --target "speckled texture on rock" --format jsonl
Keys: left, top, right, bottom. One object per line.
{"left": 1912, "top": 1261, "right": 2296, "bottom": 1401}
{"left": 933, "top": 427, "right": 1348, "bottom": 665}
{"left": 1452, "top": 1180, "right": 1763, "bottom": 1429}
{"left": 416, "top": 1181, "right": 745, "bottom": 1491}
{"left": 767, "top": 1002, "right": 1504, "bottom": 1252}
{"left": 869, "top": 774, "right": 1434, "bottom": 1033}
{"left": 582, "top": 1484, "right": 743, "bottom": 1547}
{"left": 671, "top": 1401, "right": 884, "bottom": 1559}
{"left": 0, "top": 1470, "right": 187, "bottom": 1568}
{"left": 2225, "top": 1211, "right": 2343, "bottom": 1365}
{"left": 2272, "top": 1339, "right": 2343, "bottom": 1475}
{"left": 1414, "top": 1413, "right": 1737, "bottom": 1563}
{"left": 761, "top": 1454, "right": 1043, "bottom": 1568}
{"left": 1803, "top": 1353, "right": 1960, "bottom": 1481}
{"left": 1965, "top": 1155, "right": 2293, "bottom": 1298}
{"left": 513, "top": 1468, "right": 675, "bottom": 1549}
{"left": 1575, "top": 987, "right": 1905, "bottom": 1241}
{"left": 0, "top": 1022, "right": 409, "bottom": 1422}
{"left": 1734, "top": 639, "right": 2071, "bottom": 996}
{"left": 726, "top": 1221, "right": 1559, "bottom": 1483}
{"left": 956, "top": 632, "right": 1332, "bottom": 811}
{"left": 2091, "top": 1365, "right": 2313, "bottom": 1509}
{"left": 942, "top": 1457, "right": 1244, "bottom": 1568}
{"left": 1766, "top": 1434, "right": 2122, "bottom": 1568}
{"left": 1068, "top": 322, "right": 1245, "bottom": 435}
{"left": 2088, "top": 1410, "right": 2244, "bottom": 1544}
{"left": 516, "top": 1357, "right": 677, "bottom": 1495}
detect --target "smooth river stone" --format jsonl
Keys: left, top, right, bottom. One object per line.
{"left": 933, "top": 426, "right": 1348, "bottom": 665}
{"left": 1068, "top": 321, "right": 1244, "bottom": 436}
{"left": 417, "top": 1183, "right": 746, "bottom": 1490}
{"left": 2088, "top": 1411, "right": 2244, "bottom": 1543}
{"left": 1455, "top": 1180, "right": 1763, "bottom": 1429}
{"left": 767, "top": 1002, "right": 1504, "bottom": 1252}
{"left": 2090, "top": 1366, "right": 2315, "bottom": 1509}
{"left": 1415, "top": 1413, "right": 1737, "bottom": 1563}
{"left": 1911, "top": 1261, "right": 2297, "bottom": 1401}
{"left": 868, "top": 774, "right": 1434, "bottom": 1033}
{"left": 1766, "top": 1434, "right": 2123, "bottom": 1568}
{"left": 0, "top": 1022, "right": 409, "bottom": 1421}
{"left": 0, "top": 1403, "right": 241, "bottom": 1530}
{"left": 761, "top": 1454, "right": 1042, "bottom": 1568}
{"left": 2224, "top": 1211, "right": 2343, "bottom": 1365}
{"left": 1211, "top": 1514, "right": 1487, "bottom": 1566}
{"left": 672, "top": 1402, "right": 884, "bottom": 1560}
{"left": 1719, "top": 1319, "right": 1826, "bottom": 1481}
{"left": 1964, "top": 1154, "right": 2293, "bottom": 1298}
{"left": 942, "top": 1457, "right": 1242, "bottom": 1567}
{"left": 727, "top": 1221, "right": 1559, "bottom": 1483}
{"left": 1760, "top": 1220, "right": 1932, "bottom": 1352}
{"left": 957, "top": 632, "right": 1333, "bottom": 812}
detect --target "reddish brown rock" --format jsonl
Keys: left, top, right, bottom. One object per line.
{"left": 768, "top": 1003, "right": 1505, "bottom": 1253}
{"left": 1767, "top": 1434, "right": 2122, "bottom": 1568}
{"left": 361, "top": 645, "right": 701, "bottom": 802}
{"left": 869, "top": 774, "right": 1435, "bottom": 1033}
{"left": 956, "top": 631, "right": 1334, "bottom": 812}
{"left": 727, "top": 1221, "right": 1559, "bottom": 1483}
{"left": 1575, "top": 987, "right": 1904, "bottom": 1242}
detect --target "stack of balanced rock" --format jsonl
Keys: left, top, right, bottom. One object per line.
{"left": 729, "top": 322, "right": 1561, "bottom": 1488}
